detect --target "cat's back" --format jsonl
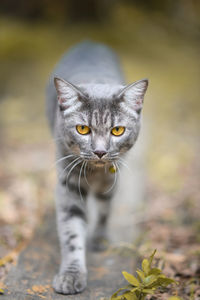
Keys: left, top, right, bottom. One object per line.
{"left": 52, "top": 41, "right": 124, "bottom": 84}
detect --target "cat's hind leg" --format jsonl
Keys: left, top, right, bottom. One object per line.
{"left": 89, "top": 192, "right": 112, "bottom": 252}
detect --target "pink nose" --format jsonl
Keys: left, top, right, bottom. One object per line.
{"left": 94, "top": 151, "right": 107, "bottom": 159}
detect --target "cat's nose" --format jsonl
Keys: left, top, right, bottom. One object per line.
{"left": 94, "top": 151, "right": 107, "bottom": 159}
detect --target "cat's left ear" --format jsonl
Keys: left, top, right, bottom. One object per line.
{"left": 54, "top": 77, "right": 86, "bottom": 111}
{"left": 118, "top": 79, "right": 148, "bottom": 114}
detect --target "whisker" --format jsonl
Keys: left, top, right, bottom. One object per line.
{"left": 58, "top": 157, "right": 80, "bottom": 179}
{"left": 78, "top": 161, "right": 85, "bottom": 203}
{"left": 66, "top": 159, "right": 82, "bottom": 181}
{"left": 110, "top": 153, "right": 119, "bottom": 158}
{"left": 53, "top": 154, "right": 76, "bottom": 167}
{"left": 118, "top": 157, "right": 133, "bottom": 175}
{"left": 115, "top": 162, "right": 121, "bottom": 178}
{"left": 118, "top": 156, "right": 130, "bottom": 166}
{"left": 83, "top": 161, "right": 91, "bottom": 187}
{"left": 103, "top": 162, "right": 118, "bottom": 194}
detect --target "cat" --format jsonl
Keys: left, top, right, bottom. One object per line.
{"left": 46, "top": 41, "right": 148, "bottom": 295}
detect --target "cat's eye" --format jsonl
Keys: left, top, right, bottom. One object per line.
{"left": 111, "top": 126, "right": 125, "bottom": 136}
{"left": 76, "top": 125, "right": 91, "bottom": 135}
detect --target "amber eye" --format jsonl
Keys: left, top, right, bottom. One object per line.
{"left": 111, "top": 126, "right": 125, "bottom": 136}
{"left": 76, "top": 125, "right": 91, "bottom": 135}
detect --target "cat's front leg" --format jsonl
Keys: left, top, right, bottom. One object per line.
{"left": 53, "top": 180, "right": 88, "bottom": 295}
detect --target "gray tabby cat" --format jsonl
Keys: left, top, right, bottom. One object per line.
{"left": 46, "top": 41, "right": 148, "bottom": 295}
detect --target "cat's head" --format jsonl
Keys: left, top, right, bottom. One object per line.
{"left": 54, "top": 77, "right": 148, "bottom": 166}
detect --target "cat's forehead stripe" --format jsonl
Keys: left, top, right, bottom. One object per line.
{"left": 103, "top": 110, "right": 111, "bottom": 125}
{"left": 91, "top": 110, "right": 99, "bottom": 126}
{"left": 91, "top": 109, "right": 112, "bottom": 127}
{"left": 94, "top": 111, "right": 99, "bottom": 126}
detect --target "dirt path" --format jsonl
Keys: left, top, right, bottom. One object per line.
{"left": 2, "top": 210, "right": 137, "bottom": 300}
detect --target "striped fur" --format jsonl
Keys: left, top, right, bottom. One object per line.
{"left": 46, "top": 41, "right": 148, "bottom": 295}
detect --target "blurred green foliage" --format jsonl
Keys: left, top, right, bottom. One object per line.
{"left": 1, "top": 0, "right": 200, "bottom": 29}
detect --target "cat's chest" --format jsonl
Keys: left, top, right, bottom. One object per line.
{"left": 66, "top": 161, "right": 115, "bottom": 187}
{"left": 81, "top": 163, "right": 117, "bottom": 192}
{"left": 85, "top": 165, "right": 112, "bottom": 181}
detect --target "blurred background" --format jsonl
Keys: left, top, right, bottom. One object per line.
{"left": 0, "top": 0, "right": 200, "bottom": 297}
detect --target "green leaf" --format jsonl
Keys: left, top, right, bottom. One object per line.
{"left": 158, "top": 274, "right": 166, "bottom": 278}
{"left": 111, "top": 294, "right": 118, "bottom": 299}
{"left": 157, "top": 277, "right": 177, "bottom": 287}
{"left": 149, "top": 268, "right": 161, "bottom": 275}
{"left": 142, "top": 259, "right": 150, "bottom": 275}
{"left": 136, "top": 269, "right": 145, "bottom": 281}
{"left": 111, "top": 296, "right": 123, "bottom": 300}
{"left": 141, "top": 288, "right": 155, "bottom": 294}
{"left": 111, "top": 290, "right": 122, "bottom": 299}
{"left": 122, "top": 271, "right": 140, "bottom": 287}
{"left": 111, "top": 291, "right": 119, "bottom": 299}
{"left": 111, "top": 285, "right": 132, "bottom": 299}
{"left": 122, "top": 292, "right": 135, "bottom": 300}
{"left": 110, "top": 249, "right": 178, "bottom": 300}
{"left": 130, "top": 287, "right": 138, "bottom": 293}
{"left": 149, "top": 249, "right": 157, "bottom": 268}
{"left": 143, "top": 275, "right": 157, "bottom": 287}
{"left": 123, "top": 292, "right": 138, "bottom": 300}
{"left": 111, "top": 294, "right": 124, "bottom": 300}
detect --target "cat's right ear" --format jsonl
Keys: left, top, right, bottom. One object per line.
{"left": 118, "top": 79, "right": 148, "bottom": 115}
{"left": 54, "top": 77, "right": 85, "bottom": 112}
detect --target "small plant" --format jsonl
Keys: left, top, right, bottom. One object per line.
{"left": 111, "top": 250, "right": 178, "bottom": 300}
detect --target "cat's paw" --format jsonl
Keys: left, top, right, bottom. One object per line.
{"left": 89, "top": 236, "right": 109, "bottom": 252}
{"left": 53, "top": 271, "right": 87, "bottom": 295}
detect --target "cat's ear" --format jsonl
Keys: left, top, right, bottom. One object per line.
{"left": 54, "top": 77, "right": 86, "bottom": 112}
{"left": 118, "top": 79, "right": 148, "bottom": 114}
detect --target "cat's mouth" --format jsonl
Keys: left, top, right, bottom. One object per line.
{"left": 80, "top": 153, "right": 119, "bottom": 166}
{"left": 87, "top": 160, "right": 113, "bottom": 170}
{"left": 83, "top": 157, "right": 118, "bottom": 169}
{"left": 82, "top": 157, "right": 117, "bottom": 163}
